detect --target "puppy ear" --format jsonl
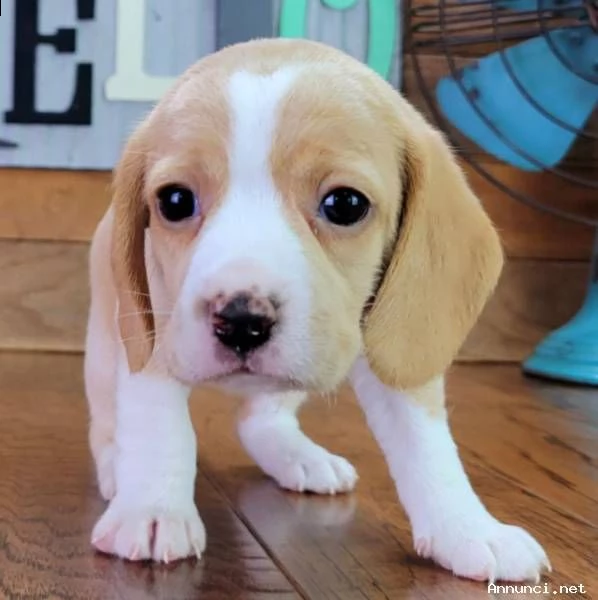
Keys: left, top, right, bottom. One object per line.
{"left": 363, "top": 115, "right": 504, "bottom": 390}
{"left": 111, "top": 131, "right": 154, "bottom": 373}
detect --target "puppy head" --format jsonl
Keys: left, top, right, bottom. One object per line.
{"left": 111, "top": 38, "right": 503, "bottom": 393}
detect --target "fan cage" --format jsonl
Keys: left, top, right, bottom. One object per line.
{"left": 406, "top": 0, "right": 598, "bottom": 226}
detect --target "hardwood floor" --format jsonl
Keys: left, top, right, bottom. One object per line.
{"left": 0, "top": 352, "right": 596, "bottom": 599}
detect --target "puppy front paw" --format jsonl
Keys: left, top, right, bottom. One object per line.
{"left": 415, "top": 518, "right": 550, "bottom": 582}
{"left": 92, "top": 498, "right": 206, "bottom": 563}
{"left": 249, "top": 437, "right": 358, "bottom": 494}
{"left": 277, "top": 449, "right": 358, "bottom": 495}
{"left": 239, "top": 416, "right": 358, "bottom": 494}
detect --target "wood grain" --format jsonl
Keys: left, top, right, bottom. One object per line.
{"left": 461, "top": 259, "right": 590, "bottom": 362}
{"left": 0, "top": 240, "right": 589, "bottom": 362}
{"left": 464, "top": 165, "right": 596, "bottom": 260}
{"left": 0, "top": 353, "right": 596, "bottom": 599}
{"left": 0, "top": 169, "right": 110, "bottom": 242}
{"left": 0, "top": 352, "right": 299, "bottom": 600}
{"left": 191, "top": 367, "right": 598, "bottom": 599}
{"left": 452, "top": 365, "right": 598, "bottom": 525}
{"left": 0, "top": 240, "right": 89, "bottom": 352}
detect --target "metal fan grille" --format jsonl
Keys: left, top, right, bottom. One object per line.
{"left": 406, "top": 0, "right": 598, "bottom": 226}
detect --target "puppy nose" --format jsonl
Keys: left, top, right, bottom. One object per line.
{"left": 212, "top": 293, "right": 276, "bottom": 356}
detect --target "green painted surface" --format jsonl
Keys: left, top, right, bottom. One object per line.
{"left": 278, "top": 0, "right": 397, "bottom": 80}
{"left": 322, "top": 0, "right": 358, "bottom": 9}
{"left": 279, "top": 0, "right": 309, "bottom": 40}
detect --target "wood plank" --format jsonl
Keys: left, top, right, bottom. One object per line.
{"left": 449, "top": 365, "right": 598, "bottom": 525}
{"left": 0, "top": 240, "right": 589, "bottom": 362}
{"left": 1, "top": 352, "right": 596, "bottom": 599}
{"left": 0, "top": 168, "right": 110, "bottom": 242}
{"left": 462, "top": 259, "right": 589, "bottom": 362}
{"left": 0, "top": 352, "right": 299, "bottom": 600}
{"left": 464, "top": 164, "right": 596, "bottom": 260}
{"left": 189, "top": 367, "right": 598, "bottom": 599}
{"left": 0, "top": 240, "right": 90, "bottom": 352}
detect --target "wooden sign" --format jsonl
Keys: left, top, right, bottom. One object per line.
{"left": 0, "top": 0, "right": 401, "bottom": 170}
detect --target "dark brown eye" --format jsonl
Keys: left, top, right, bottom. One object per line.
{"left": 319, "top": 187, "right": 370, "bottom": 226}
{"left": 157, "top": 185, "right": 198, "bottom": 222}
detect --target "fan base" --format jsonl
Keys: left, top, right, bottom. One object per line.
{"left": 523, "top": 354, "right": 598, "bottom": 386}
{"left": 523, "top": 300, "right": 598, "bottom": 387}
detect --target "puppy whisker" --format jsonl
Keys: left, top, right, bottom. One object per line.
{"left": 118, "top": 330, "right": 162, "bottom": 345}
{"left": 118, "top": 310, "right": 173, "bottom": 319}
{"left": 320, "top": 389, "right": 338, "bottom": 409}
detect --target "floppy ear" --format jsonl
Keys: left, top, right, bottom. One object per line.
{"left": 110, "top": 131, "right": 154, "bottom": 373}
{"left": 363, "top": 115, "right": 504, "bottom": 391}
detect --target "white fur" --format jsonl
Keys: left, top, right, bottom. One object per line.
{"left": 91, "top": 358, "right": 205, "bottom": 562}
{"left": 238, "top": 391, "right": 358, "bottom": 494}
{"left": 87, "top": 68, "right": 346, "bottom": 563}
{"left": 169, "top": 68, "right": 313, "bottom": 389}
{"left": 86, "top": 62, "right": 549, "bottom": 579}
{"left": 350, "top": 356, "right": 550, "bottom": 582}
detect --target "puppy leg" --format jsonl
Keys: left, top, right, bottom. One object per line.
{"left": 238, "top": 391, "right": 358, "bottom": 494}
{"left": 350, "top": 357, "right": 549, "bottom": 582}
{"left": 84, "top": 211, "right": 119, "bottom": 500}
{"left": 84, "top": 319, "right": 117, "bottom": 500}
{"left": 92, "top": 361, "right": 205, "bottom": 562}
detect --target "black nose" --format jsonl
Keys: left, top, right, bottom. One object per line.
{"left": 212, "top": 294, "right": 276, "bottom": 357}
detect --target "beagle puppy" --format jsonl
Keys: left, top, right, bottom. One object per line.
{"left": 85, "top": 38, "right": 549, "bottom": 582}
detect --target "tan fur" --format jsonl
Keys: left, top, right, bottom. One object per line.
{"left": 110, "top": 127, "right": 154, "bottom": 373}
{"left": 106, "top": 37, "right": 502, "bottom": 391}
{"left": 363, "top": 105, "right": 504, "bottom": 390}
{"left": 109, "top": 63, "right": 231, "bottom": 373}
{"left": 268, "top": 58, "right": 401, "bottom": 389}
{"left": 409, "top": 377, "right": 447, "bottom": 418}
{"left": 85, "top": 41, "right": 549, "bottom": 579}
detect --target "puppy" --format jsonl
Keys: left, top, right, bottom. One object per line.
{"left": 85, "top": 38, "right": 549, "bottom": 581}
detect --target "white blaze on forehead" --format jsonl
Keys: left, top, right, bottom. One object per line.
{"left": 176, "top": 66, "right": 313, "bottom": 381}
{"left": 227, "top": 67, "right": 300, "bottom": 184}
{"left": 186, "top": 66, "right": 306, "bottom": 276}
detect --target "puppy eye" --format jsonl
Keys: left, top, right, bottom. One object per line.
{"left": 319, "top": 187, "right": 370, "bottom": 226}
{"left": 157, "top": 185, "right": 199, "bottom": 223}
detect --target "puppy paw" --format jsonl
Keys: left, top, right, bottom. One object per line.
{"left": 92, "top": 498, "right": 206, "bottom": 563}
{"left": 415, "top": 518, "right": 550, "bottom": 582}
{"left": 239, "top": 419, "right": 358, "bottom": 494}
{"left": 277, "top": 448, "right": 358, "bottom": 495}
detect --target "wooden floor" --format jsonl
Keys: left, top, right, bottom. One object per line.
{"left": 0, "top": 353, "right": 596, "bottom": 599}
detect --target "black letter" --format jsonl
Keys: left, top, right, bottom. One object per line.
{"left": 5, "top": 0, "right": 95, "bottom": 125}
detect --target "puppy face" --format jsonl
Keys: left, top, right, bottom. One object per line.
{"left": 111, "top": 39, "right": 503, "bottom": 394}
